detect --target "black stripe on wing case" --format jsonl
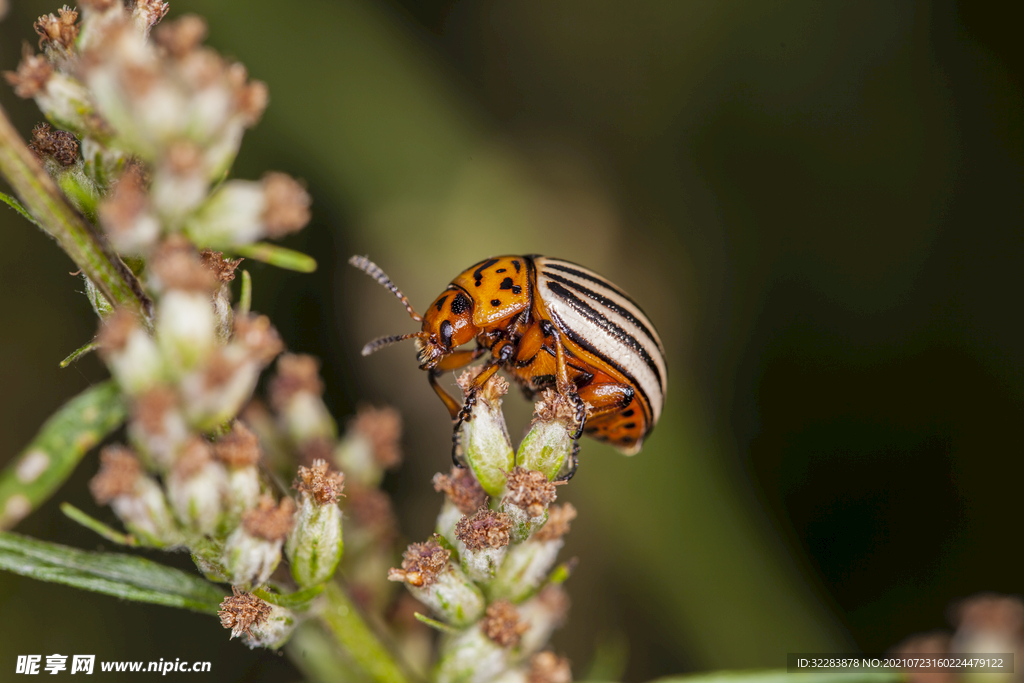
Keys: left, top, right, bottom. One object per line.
{"left": 544, "top": 272, "right": 664, "bottom": 354}
{"left": 550, "top": 312, "right": 654, "bottom": 425}
{"left": 545, "top": 281, "right": 664, "bottom": 393}
{"left": 544, "top": 262, "right": 657, "bottom": 323}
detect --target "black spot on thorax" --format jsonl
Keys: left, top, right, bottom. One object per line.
{"left": 499, "top": 277, "right": 514, "bottom": 290}
{"left": 451, "top": 293, "right": 471, "bottom": 315}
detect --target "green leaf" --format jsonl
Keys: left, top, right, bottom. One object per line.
{"left": 0, "top": 190, "right": 43, "bottom": 229}
{"left": 645, "top": 671, "right": 904, "bottom": 683}
{"left": 0, "top": 531, "right": 227, "bottom": 614}
{"left": 233, "top": 242, "right": 317, "bottom": 272}
{"left": 0, "top": 381, "right": 126, "bottom": 529}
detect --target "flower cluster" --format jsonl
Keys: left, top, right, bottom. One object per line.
{"left": 389, "top": 372, "right": 577, "bottom": 683}
{"left": 4, "top": 2, "right": 309, "bottom": 258}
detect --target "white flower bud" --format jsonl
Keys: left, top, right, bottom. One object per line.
{"left": 286, "top": 495, "right": 343, "bottom": 588}
{"left": 388, "top": 540, "right": 485, "bottom": 627}
{"left": 101, "top": 320, "right": 164, "bottom": 395}
{"left": 517, "top": 586, "right": 570, "bottom": 657}
{"left": 456, "top": 372, "right": 514, "bottom": 497}
{"left": 156, "top": 290, "right": 217, "bottom": 374}
{"left": 490, "top": 539, "right": 564, "bottom": 603}
{"left": 223, "top": 496, "right": 294, "bottom": 587}
{"left": 186, "top": 179, "right": 265, "bottom": 246}
{"left": 90, "top": 446, "right": 182, "bottom": 547}
{"left": 435, "top": 499, "right": 464, "bottom": 548}
{"left": 454, "top": 509, "right": 513, "bottom": 583}
{"left": 165, "top": 439, "right": 227, "bottom": 535}
{"left": 34, "top": 73, "right": 101, "bottom": 137}
{"left": 436, "top": 624, "right": 510, "bottom": 683}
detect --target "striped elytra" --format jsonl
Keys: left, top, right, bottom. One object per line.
{"left": 351, "top": 254, "right": 667, "bottom": 470}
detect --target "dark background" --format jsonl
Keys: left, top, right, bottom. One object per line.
{"left": 0, "top": 1, "right": 1020, "bottom": 680}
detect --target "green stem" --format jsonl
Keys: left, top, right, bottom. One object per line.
{"left": 318, "top": 581, "right": 411, "bottom": 683}
{"left": 0, "top": 101, "right": 151, "bottom": 318}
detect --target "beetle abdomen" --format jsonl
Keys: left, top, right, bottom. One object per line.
{"left": 532, "top": 257, "right": 667, "bottom": 425}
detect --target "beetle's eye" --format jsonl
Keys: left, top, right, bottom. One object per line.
{"left": 439, "top": 320, "right": 454, "bottom": 348}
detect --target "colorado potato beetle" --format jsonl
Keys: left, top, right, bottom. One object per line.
{"left": 351, "top": 255, "right": 667, "bottom": 478}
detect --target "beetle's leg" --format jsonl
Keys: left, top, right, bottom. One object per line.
{"left": 548, "top": 328, "right": 588, "bottom": 476}
{"left": 428, "top": 348, "right": 486, "bottom": 419}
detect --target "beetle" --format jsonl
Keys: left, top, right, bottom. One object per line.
{"left": 350, "top": 255, "right": 667, "bottom": 478}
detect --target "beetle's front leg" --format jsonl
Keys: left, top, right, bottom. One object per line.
{"left": 450, "top": 344, "right": 514, "bottom": 467}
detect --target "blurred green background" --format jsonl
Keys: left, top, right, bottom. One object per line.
{"left": 1, "top": 0, "right": 1020, "bottom": 680}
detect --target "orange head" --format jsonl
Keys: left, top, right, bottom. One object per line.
{"left": 350, "top": 256, "right": 479, "bottom": 369}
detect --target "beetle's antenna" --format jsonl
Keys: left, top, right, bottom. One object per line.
{"left": 349, "top": 255, "right": 423, "bottom": 322}
{"left": 361, "top": 332, "right": 424, "bottom": 357}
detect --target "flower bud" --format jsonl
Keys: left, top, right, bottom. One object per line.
{"left": 517, "top": 586, "right": 570, "bottom": 657}
{"left": 456, "top": 370, "right": 514, "bottom": 496}
{"left": 89, "top": 445, "right": 181, "bottom": 547}
{"left": 127, "top": 386, "right": 190, "bottom": 472}
{"left": 500, "top": 467, "right": 560, "bottom": 542}
{"left": 219, "top": 588, "right": 297, "bottom": 649}
{"left": 157, "top": 290, "right": 217, "bottom": 374}
{"left": 491, "top": 505, "right": 576, "bottom": 603}
{"left": 98, "top": 166, "right": 161, "bottom": 255}
{"left": 433, "top": 467, "right": 488, "bottom": 547}
{"left": 455, "top": 509, "right": 513, "bottom": 582}
{"left": 223, "top": 495, "right": 294, "bottom": 586}
{"left": 335, "top": 405, "right": 402, "bottom": 487}
{"left": 388, "top": 539, "right": 484, "bottom": 627}
{"left": 213, "top": 422, "right": 264, "bottom": 524}
{"left": 516, "top": 390, "right": 577, "bottom": 481}
{"left": 186, "top": 173, "right": 310, "bottom": 248}
{"left": 269, "top": 355, "right": 336, "bottom": 444}
{"left": 97, "top": 309, "right": 164, "bottom": 394}
{"left": 286, "top": 460, "right": 345, "bottom": 588}
{"left": 436, "top": 600, "right": 527, "bottom": 683}
{"left": 165, "top": 437, "right": 227, "bottom": 535}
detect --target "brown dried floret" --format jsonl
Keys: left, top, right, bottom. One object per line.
{"left": 481, "top": 599, "right": 528, "bottom": 648}
{"left": 214, "top": 421, "right": 261, "bottom": 467}
{"left": 34, "top": 6, "right": 79, "bottom": 50}
{"left": 269, "top": 354, "right": 323, "bottom": 410}
{"left": 89, "top": 445, "right": 142, "bottom": 504}
{"left": 457, "top": 367, "right": 509, "bottom": 402}
{"left": 262, "top": 173, "right": 310, "bottom": 237}
{"left": 133, "top": 0, "right": 170, "bottom": 32}
{"left": 150, "top": 236, "right": 217, "bottom": 292}
{"left": 388, "top": 539, "right": 450, "bottom": 588}
{"left": 242, "top": 495, "right": 295, "bottom": 541}
{"left": 532, "top": 503, "right": 577, "bottom": 542}
{"left": 153, "top": 13, "right": 205, "bottom": 57}
{"left": 218, "top": 587, "right": 272, "bottom": 639}
{"left": 233, "top": 315, "right": 284, "bottom": 365}
{"left": 455, "top": 509, "right": 513, "bottom": 551}
{"left": 28, "top": 123, "right": 78, "bottom": 166}
{"left": 504, "top": 466, "right": 560, "bottom": 518}
{"left": 199, "top": 249, "right": 243, "bottom": 282}
{"left": 350, "top": 405, "right": 402, "bottom": 468}
{"left": 529, "top": 652, "right": 573, "bottom": 683}
{"left": 4, "top": 48, "right": 53, "bottom": 99}
{"left": 173, "top": 437, "right": 213, "bottom": 480}
{"left": 294, "top": 459, "right": 345, "bottom": 506}
{"left": 433, "top": 466, "right": 488, "bottom": 514}
{"left": 532, "top": 388, "right": 579, "bottom": 424}
{"left": 131, "top": 386, "right": 178, "bottom": 436}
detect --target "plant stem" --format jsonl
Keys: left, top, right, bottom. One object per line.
{"left": 319, "top": 581, "right": 411, "bottom": 683}
{"left": 0, "top": 101, "right": 151, "bottom": 318}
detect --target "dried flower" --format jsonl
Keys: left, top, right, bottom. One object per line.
{"left": 3, "top": 49, "right": 53, "bottom": 98}
{"left": 28, "top": 122, "right": 79, "bottom": 166}
{"left": 223, "top": 495, "right": 294, "bottom": 586}
{"left": 287, "top": 459, "right": 345, "bottom": 587}
{"left": 34, "top": 6, "right": 80, "bottom": 51}
{"left": 218, "top": 588, "right": 296, "bottom": 649}
{"left": 456, "top": 508, "right": 513, "bottom": 582}
{"left": 89, "top": 445, "right": 180, "bottom": 546}
{"left": 389, "top": 539, "right": 485, "bottom": 627}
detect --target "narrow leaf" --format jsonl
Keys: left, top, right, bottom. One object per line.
{"left": 0, "top": 381, "right": 126, "bottom": 529}
{"left": 0, "top": 531, "right": 226, "bottom": 614}
{"left": 233, "top": 242, "right": 317, "bottom": 272}
{"left": 239, "top": 269, "right": 252, "bottom": 315}
{"left": 60, "top": 339, "right": 100, "bottom": 368}
{"left": 60, "top": 502, "right": 137, "bottom": 547}
{"left": 413, "top": 612, "right": 460, "bottom": 635}
{"left": 0, "top": 190, "right": 42, "bottom": 228}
